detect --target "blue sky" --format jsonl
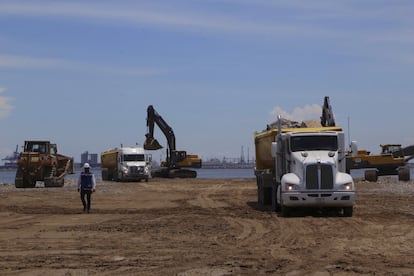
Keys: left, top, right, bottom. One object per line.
{"left": 1, "top": 0, "right": 414, "bottom": 164}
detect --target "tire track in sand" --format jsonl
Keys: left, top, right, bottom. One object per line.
{"left": 187, "top": 184, "right": 228, "bottom": 209}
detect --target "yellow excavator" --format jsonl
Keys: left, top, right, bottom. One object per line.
{"left": 346, "top": 143, "right": 414, "bottom": 181}
{"left": 144, "top": 105, "right": 202, "bottom": 178}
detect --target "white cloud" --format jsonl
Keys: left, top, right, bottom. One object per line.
{"left": 0, "top": 88, "right": 14, "bottom": 119}
{"left": 270, "top": 104, "right": 322, "bottom": 122}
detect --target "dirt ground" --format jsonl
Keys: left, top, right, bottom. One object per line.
{"left": 0, "top": 176, "right": 413, "bottom": 276}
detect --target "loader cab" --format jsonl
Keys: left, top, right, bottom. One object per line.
{"left": 25, "top": 141, "right": 50, "bottom": 154}
{"left": 50, "top": 144, "right": 57, "bottom": 155}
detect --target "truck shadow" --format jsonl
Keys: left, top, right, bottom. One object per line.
{"left": 247, "top": 202, "right": 346, "bottom": 217}
{"left": 246, "top": 201, "right": 273, "bottom": 212}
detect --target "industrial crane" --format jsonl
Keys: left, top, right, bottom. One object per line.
{"left": 144, "top": 105, "right": 202, "bottom": 178}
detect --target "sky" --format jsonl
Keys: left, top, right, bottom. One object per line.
{"left": 1, "top": 0, "right": 414, "bottom": 164}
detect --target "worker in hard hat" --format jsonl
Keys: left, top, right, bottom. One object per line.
{"left": 77, "top": 163, "right": 96, "bottom": 213}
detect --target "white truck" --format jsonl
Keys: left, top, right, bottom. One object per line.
{"left": 255, "top": 97, "right": 355, "bottom": 217}
{"left": 101, "top": 146, "right": 151, "bottom": 182}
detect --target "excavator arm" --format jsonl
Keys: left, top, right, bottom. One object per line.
{"left": 144, "top": 105, "right": 178, "bottom": 168}
{"left": 144, "top": 105, "right": 175, "bottom": 152}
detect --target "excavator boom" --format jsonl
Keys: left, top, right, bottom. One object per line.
{"left": 144, "top": 105, "right": 174, "bottom": 151}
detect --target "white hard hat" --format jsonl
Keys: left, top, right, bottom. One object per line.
{"left": 83, "top": 163, "right": 90, "bottom": 169}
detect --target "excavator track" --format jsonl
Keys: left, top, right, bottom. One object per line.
{"left": 169, "top": 169, "right": 197, "bottom": 178}
{"left": 152, "top": 168, "right": 197, "bottom": 178}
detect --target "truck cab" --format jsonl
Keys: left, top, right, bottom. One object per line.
{"left": 273, "top": 131, "right": 355, "bottom": 216}
{"left": 101, "top": 146, "right": 152, "bottom": 182}
{"left": 118, "top": 147, "right": 152, "bottom": 182}
{"left": 254, "top": 97, "right": 355, "bottom": 217}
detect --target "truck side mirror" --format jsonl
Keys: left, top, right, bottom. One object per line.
{"left": 271, "top": 142, "right": 278, "bottom": 158}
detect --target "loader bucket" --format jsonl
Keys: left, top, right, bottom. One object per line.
{"left": 144, "top": 137, "right": 163, "bottom": 150}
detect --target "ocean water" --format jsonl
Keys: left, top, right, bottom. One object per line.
{"left": 1, "top": 168, "right": 412, "bottom": 184}
{"left": 0, "top": 168, "right": 255, "bottom": 184}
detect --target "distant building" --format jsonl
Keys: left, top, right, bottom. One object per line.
{"left": 81, "top": 151, "right": 99, "bottom": 167}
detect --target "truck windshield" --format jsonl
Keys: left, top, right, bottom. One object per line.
{"left": 123, "top": 154, "right": 145, "bottom": 162}
{"left": 290, "top": 135, "right": 338, "bottom": 152}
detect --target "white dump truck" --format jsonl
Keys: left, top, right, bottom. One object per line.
{"left": 255, "top": 97, "right": 355, "bottom": 216}
{"left": 101, "top": 146, "right": 151, "bottom": 182}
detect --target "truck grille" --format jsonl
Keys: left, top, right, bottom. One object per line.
{"left": 129, "top": 166, "right": 144, "bottom": 175}
{"left": 305, "top": 164, "right": 334, "bottom": 190}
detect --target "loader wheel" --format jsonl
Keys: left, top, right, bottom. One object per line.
{"left": 15, "top": 168, "right": 24, "bottom": 188}
{"left": 398, "top": 167, "right": 410, "bottom": 181}
{"left": 15, "top": 178, "right": 35, "bottom": 188}
{"left": 365, "top": 170, "right": 378, "bottom": 182}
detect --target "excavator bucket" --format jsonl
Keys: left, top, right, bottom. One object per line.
{"left": 144, "top": 137, "right": 163, "bottom": 150}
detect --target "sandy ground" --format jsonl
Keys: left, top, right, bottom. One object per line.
{"left": 0, "top": 176, "right": 413, "bottom": 275}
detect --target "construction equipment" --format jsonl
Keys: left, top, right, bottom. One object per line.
{"left": 346, "top": 143, "right": 414, "bottom": 182}
{"left": 255, "top": 96, "right": 355, "bottom": 217}
{"left": 15, "top": 140, "right": 74, "bottom": 188}
{"left": 101, "top": 146, "right": 151, "bottom": 182}
{"left": 144, "top": 105, "right": 202, "bottom": 178}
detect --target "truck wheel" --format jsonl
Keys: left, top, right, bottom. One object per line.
{"left": 365, "top": 170, "right": 378, "bottom": 182}
{"left": 257, "top": 185, "right": 263, "bottom": 205}
{"left": 280, "top": 204, "right": 290, "bottom": 217}
{"left": 271, "top": 186, "right": 279, "bottom": 212}
{"left": 343, "top": 206, "right": 353, "bottom": 217}
{"left": 398, "top": 167, "right": 410, "bottom": 181}
{"left": 279, "top": 187, "right": 290, "bottom": 217}
{"left": 101, "top": 168, "right": 108, "bottom": 181}
{"left": 112, "top": 171, "right": 118, "bottom": 182}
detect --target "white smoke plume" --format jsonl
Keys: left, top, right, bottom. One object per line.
{"left": 270, "top": 104, "right": 322, "bottom": 122}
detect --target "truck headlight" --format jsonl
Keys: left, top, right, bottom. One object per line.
{"left": 122, "top": 166, "right": 128, "bottom": 174}
{"left": 285, "top": 183, "right": 297, "bottom": 191}
{"left": 341, "top": 183, "right": 353, "bottom": 191}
